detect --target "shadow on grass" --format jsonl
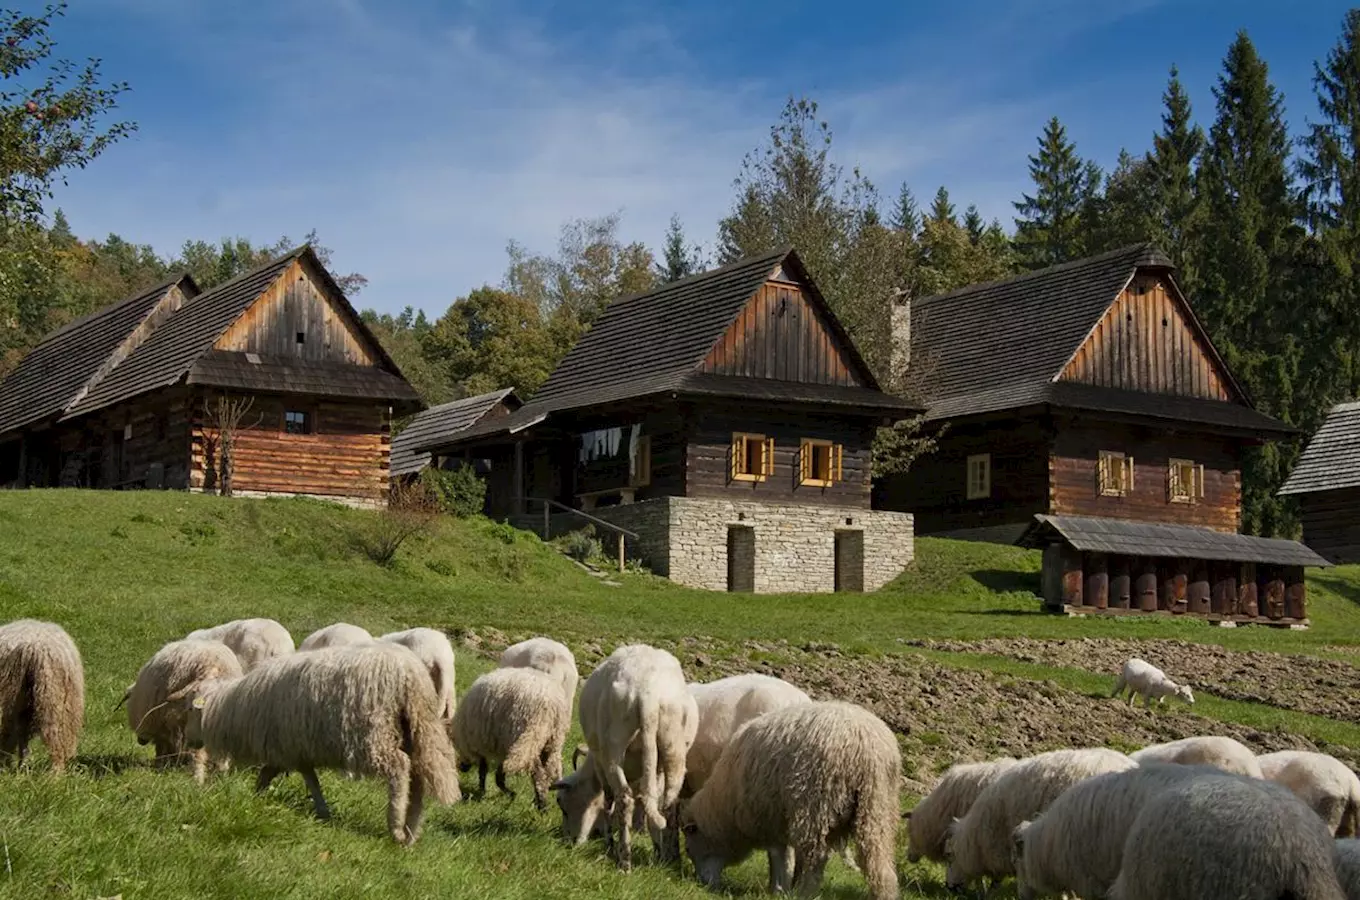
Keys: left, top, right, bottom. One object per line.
{"left": 1316, "top": 573, "right": 1360, "bottom": 608}
{"left": 969, "top": 568, "right": 1041, "bottom": 596}
{"left": 960, "top": 609, "right": 1045, "bottom": 617}
{"left": 73, "top": 752, "right": 151, "bottom": 777}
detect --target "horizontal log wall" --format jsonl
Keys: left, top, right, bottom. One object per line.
{"left": 43, "top": 387, "right": 193, "bottom": 488}
{"left": 1298, "top": 487, "right": 1360, "bottom": 565}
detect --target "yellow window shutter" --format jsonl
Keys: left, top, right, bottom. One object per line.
{"left": 763, "top": 438, "right": 775, "bottom": 477}
{"left": 730, "top": 434, "right": 740, "bottom": 480}
{"left": 1197, "top": 464, "right": 1205, "bottom": 499}
{"left": 799, "top": 439, "right": 810, "bottom": 483}
{"left": 1126, "top": 456, "right": 1135, "bottom": 492}
{"left": 834, "top": 444, "right": 843, "bottom": 482}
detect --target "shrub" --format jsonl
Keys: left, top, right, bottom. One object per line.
{"left": 560, "top": 528, "right": 601, "bottom": 564}
{"left": 349, "top": 481, "right": 439, "bottom": 566}
{"left": 420, "top": 465, "right": 486, "bottom": 519}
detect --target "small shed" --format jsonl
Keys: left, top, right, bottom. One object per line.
{"left": 1279, "top": 400, "right": 1360, "bottom": 564}
{"left": 1017, "top": 514, "right": 1332, "bottom": 626}
{"left": 388, "top": 388, "right": 521, "bottom": 480}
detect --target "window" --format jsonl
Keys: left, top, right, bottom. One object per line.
{"left": 966, "top": 453, "right": 991, "bottom": 499}
{"left": 1168, "top": 458, "right": 1204, "bottom": 503}
{"left": 799, "top": 438, "right": 843, "bottom": 487}
{"left": 730, "top": 433, "right": 774, "bottom": 482}
{"left": 283, "top": 410, "right": 312, "bottom": 435}
{"left": 295, "top": 332, "right": 306, "bottom": 345}
{"left": 1098, "top": 450, "right": 1134, "bottom": 497}
{"left": 629, "top": 434, "right": 651, "bottom": 488}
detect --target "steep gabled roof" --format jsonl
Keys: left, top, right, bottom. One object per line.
{"left": 1017, "top": 514, "right": 1331, "bottom": 568}
{"left": 1279, "top": 401, "right": 1360, "bottom": 496}
{"left": 0, "top": 274, "right": 197, "bottom": 438}
{"left": 389, "top": 388, "right": 520, "bottom": 477}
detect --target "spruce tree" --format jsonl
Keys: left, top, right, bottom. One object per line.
{"left": 1148, "top": 66, "right": 1205, "bottom": 288}
{"left": 929, "top": 186, "right": 956, "bottom": 226}
{"left": 891, "top": 182, "right": 920, "bottom": 236}
{"left": 1013, "top": 117, "right": 1099, "bottom": 269}
{"left": 656, "top": 214, "right": 704, "bottom": 283}
{"left": 963, "top": 205, "right": 984, "bottom": 245}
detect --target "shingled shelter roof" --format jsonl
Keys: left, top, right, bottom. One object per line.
{"left": 1279, "top": 401, "right": 1360, "bottom": 496}
{"left": 389, "top": 388, "right": 520, "bottom": 477}
{"left": 1017, "top": 514, "right": 1331, "bottom": 568}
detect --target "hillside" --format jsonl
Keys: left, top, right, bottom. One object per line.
{"left": 1, "top": 490, "right": 1359, "bottom": 898}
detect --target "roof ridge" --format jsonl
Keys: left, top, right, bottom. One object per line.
{"left": 605, "top": 245, "right": 789, "bottom": 310}
{"left": 916, "top": 243, "right": 1165, "bottom": 307}
{"left": 186, "top": 244, "right": 307, "bottom": 304}
{"left": 35, "top": 274, "right": 186, "bottom": 345}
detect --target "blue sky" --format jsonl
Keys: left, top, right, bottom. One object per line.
{"left": 44, "top": 0, "right": 1356, "bottom": 317}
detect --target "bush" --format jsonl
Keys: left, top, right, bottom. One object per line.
{"left": 349, "top": 482, "right": 438, "bottom": 566}
{"left": 421, "top": 465, "right": 486, "bottom": 519}
{"left": 560, "top": 528, "right": 602, "bottom": 564}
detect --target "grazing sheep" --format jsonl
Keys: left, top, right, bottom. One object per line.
{"left": 1012, "top": 763, "right": 1227, "bottom": 900}
{"left": 1336, "top": 839, "right": 1360, "bottom": 900}
{"left": 123, "top": 639, "right": 243, "bottom": 779}
{"left": 379, "top": 628, "right": 456, "bottom": 721}
{"left": 184, "top": 618, "right": 293, "bottom": 672}
{"left": 551, "top": 643, "right": 698, "bottom": 870}
{"left": 1258, "top": 751, "right": 1360, "bottom": 837}
{"left": 0, "top": 619, "right": 84, "bottom": 772}
{"left": 906, "top": 757, "right": 1020, "bottom": 863}
{"left": 685, "top": 673, "right": 811, "bottom": 794}
{"left": 681, "top": 700, "right": 901, "bottom": 900}
{"left": 944, "top": 747, "right": 1135, "bottom": 891}
{"left": 1130, "top": 735, "right": 1263, "bottom": 778}
{"left": 451, "top": 666, "right": 568, "bottom": 810}
{"left": 1111, "top": 657, "right": 1195, "bottom": 707}
{"left": 500, "top": 637, "right": 579, "bottom": 711}
{"left": 183, "top": 641, "right": 459, "bottom": 845}
{"left": 297, "top": 622, "right": 373, "bottom": 651}
{"left": 1109, "top": 773, "right": 1346, "bottom": 900}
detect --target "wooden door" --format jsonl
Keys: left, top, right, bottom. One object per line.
{"left": 727, "top": 525, "right": 755, "bottom": 593}
{"left": 834, "top": 530, "right": 865, "bottom": 593}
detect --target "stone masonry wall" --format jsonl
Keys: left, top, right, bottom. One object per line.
{"left": 585, "top": 500, "right": 673, "bottom": 577}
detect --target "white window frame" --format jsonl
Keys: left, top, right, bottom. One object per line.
{"left": 966, "top": 453, "right": 991, "bottom": 500}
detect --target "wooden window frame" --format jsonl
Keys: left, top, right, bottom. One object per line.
{"left": 629, "top": 434, "right": 652, "bottom": 488}
{"left": 1168, "top": 458, "right": 1204, "bottom": 504}
{"left": 965, "top": 453, "right": 991, "bottom": 500}
{"left": 798, "top": 438, "right": 842, "bottom": 488}
{"left": 731, "top": 433, "right": 774, "bottom": 482}
{"left": 1098, "top": 450, "right": 1134, "bottom": 497}
{"left": 283, "top": 408, "right": 314, "bottom": 436}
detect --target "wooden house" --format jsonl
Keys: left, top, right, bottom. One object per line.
{"left": 1279, "top": 401, "right": 1360, "bottom": 563}
{"left": 412, "top": 247, "right": 921, "bottom": 593}
{"left": 0, "top": 246, "right": 422, "bottom": 506}
{"left": 388, "top": 388, "right": 521, "bottom": 504}
{"left": 878, "top": 243, "right": 1330, "bottom": 623}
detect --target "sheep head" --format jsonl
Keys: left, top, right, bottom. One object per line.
{"left": 551, "top": 765, "right": 608, "bottom": 846}
{"left": 1176, "top": 684, "right": 1195, "bottom": 704}
{"left": 1011, "top": 820, "right": 1037, "bottom": 900}
{"left": 680, "top": 810, "right": 726, "bottom": 889}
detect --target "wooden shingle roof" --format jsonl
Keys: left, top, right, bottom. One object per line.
{"left": 1017, "top": 514, "right": 1331, "bottom": 568}
{"left": 389, "top": 388, "right": 520, "bottom": 477}
{"left": 1279, "top": 401, "right": 1360, "bottom": 496}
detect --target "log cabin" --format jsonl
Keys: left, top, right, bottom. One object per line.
{"left": 1279, "top": 401, "right": 1360, "bottom": 564}
{"left": 413, "top": 247, "right": 921, "bottom": 593}
{"left": 877, "top": 243, "right": 1330, "bottom": 623}
{"left": 389, "top": 387, "right": 521, "bottom": 483}
{"left": 0, "top": 246, "right": 422, "bottom": 507}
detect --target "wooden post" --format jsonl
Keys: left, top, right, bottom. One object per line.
{"left": 512, "top": 440, "right": 525, "bottom": 516}
{"left": 1187, "top": 560, "right": 1211, "bottom": 615}
{"left": 1237, "top": 562, "right": 1258, "bottom": 617}
{"left": 1161, "top": 558, "right": 1188, "bottom": 613}
{"left": 1041, "top": 543, "right": 1064, "bottom": 610}
{"left": 1135, "top": 557, "right": 1159, "bottom": 612}
{"left": 542, "top": 500, "right": 550, "bottom": 540}
{"left": 1110, "top": 556, "right": 1131, "bottom": 610}
{"left": 1084, "top": 552, "right": 1109, "bottom": 610}
{"left": 618, "top": 531, "right": 625, "bottom": 573}
{"left": 1284, "top": 566, "right": 1306, "bottom": 620}
{"left": 1211, "top": 562, "right": 1237, "bottom": 616}
{"left": 1060, "top": 544, "right": 1084, "bottom": 607}
{"left": 1259, "top": 565, "right": 1286, "bottom": 619}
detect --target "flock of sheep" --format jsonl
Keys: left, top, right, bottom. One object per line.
{"left": 4, "top": 618, "right": 1360, "bottom": 900}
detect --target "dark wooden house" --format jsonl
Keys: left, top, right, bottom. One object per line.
{"left": 878, "top": 243, "right": 1330, "bottom": 623}
{"left": 1279, "top": 401, "right": 1360, "bottom": 564}
{"left": 0, "top": 246, "right": 422, "bottom": 506}
{"left": 389, "top": 387, "right": 521, "bottom": 487}
{"left": 413, "top": 247, "right": 921, "bottom": 593}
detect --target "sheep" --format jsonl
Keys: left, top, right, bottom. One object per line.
{"left": 1011, "top": 763, "right": 1228, "bottom": 900}
{"left": 1111, "top": 656, "right": 1195, "bottom": 707}
{"left": 0, "top": 619, "right": 84, "bottom": 772}
{"left": 379, "top": 628, "right": 456, "bottom": 721}
{"left": 184, "top": 618, "right": 293, "bottom": 672}
{"left": 681, "top": 700, "right": 901, "bottom": 900}
{"left": 450, "top": 666, "right": 569, "bottom": 810}
{"left": 944, "top": 747, "right": 1135, "bottom": 891}
{"left": 906, "top": 757, "right": 1020, "bottom": 863}
{"left": 182, "top": 640, "right": 459, "bottom": 845}
{"left": 1336, "top": 839, "right": 1360, "bottom": 900}
{"left": 1130, "top": 735, "right": 1263, "bottom": 778}
{"left": 297, "top": 622, "right": 373, "bottom": 651}
{"left": 551, "top": 643, "right": 698, "bottom": 870}
{"left": 1109, "top": 773, "right": 1346, "bottom": 900}
{"left": 122, "top": 638, "right": 243, "bottom": 779}
{"left": 500, "top": 637, "right": 579, "bottom": 711}
{"left": 685, "top": 673, "right": 811, "bottom": 794}
{"left": 1258, "top": 750, "right": 1360, "bottom": 837}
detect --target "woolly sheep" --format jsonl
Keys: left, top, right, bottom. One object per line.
{"left": 184, "top": 618, "right": 293, "bottom": 672}
{"left": 906, "top": 757, "right": 1020, "bottom": 863}
{"left": 0, "top": 619, "right": 83, "bottom": 772}
{"left": 1130, "top": 735, "right": 1263, "bottom": 778}
{"left": 1336, "top": 839, "right": 1360, "bottom": 900}
{"left": 944, "top": 747, "right": 1135, "bottom": 891}
{"left": 551, "top": 643, "right": 697, "bottom": 870}
{"left": 123, "top": 639, "right": 243, "bottom": 780}
{"left": 183, "top": 640, "right": 459, "bottom": 845}
{"left": 1259, "top": 750, "right": 1360, "bottom": 837}
{"left": 379, "top": 628, "right": 456, "bottom": 721}
{"left": 451, "top": 666, "right": 569, "bottom": 810}
{"left": 681, "top": 700, "right": 901, "bottom": 900}
{"left": 500, "top": 637, "right": 579, "bottom": 710}
{"left": 685, "top": 673, "right": 811, "bottom": 794}
{"left": 1109, "top": 773, "right": 1346, "bottom": 900}
{"left": 297, "top": 622, "right": 373, "bottom": 651}
{"left": 1111, "top": 657, "right": 1194, "bottom": 707}
{"left": 1011, "top": 763, "right": 1227, "bottom": 900}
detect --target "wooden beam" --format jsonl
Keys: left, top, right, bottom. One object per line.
{"left": 512, "top": 440, "right": 525, "bottom": 516}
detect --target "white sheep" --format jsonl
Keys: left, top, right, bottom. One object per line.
{"left": 379, "top": 628, "right": 456, "bottom": 721}
{"left": 1336, "top": 838, "right": 1360, "bottom": 900}
{"left": 182, "top": 640, "right": 459, "bottom": 845}
{"left": 1012, "top": 763, "right": 1228, "bottom": 900}
{"left": 184, "top": 618, "right": 293, "bottom": 672}
{"left": 500, "top": 637, "right": 579, "bottom": 711}
{"left": 551, "top": 643, "right": 698, "bottom": 870}
{"left": 681, "top": 700, "right": 901, "bottom": 900}
{"left": 1109, "top": 773, "right": 1346, "bottom": 900}
{"left": 906, "top": 757, "right": 1020, "bottom": 863}
{"left": 1130, "top": 735, "right": 1263, "bottom": 778}
{"left": 0, "top": 619, "right": 84, "bottom": 772}
{"left": 685, "top": 673, "right": 811, "bottom": 794}
{"left": 122, "top": 638, "right": 243, "bottom": 779}
{"left": 451, "top": 666, "right": 569, "bottom": 810}
{"left": 1111, "top": 657, "right": 1194, "bottom": 707}
{"left": 1258, "top": 750, "right": 1360, "bottom": 837}
{"left": 944, "top": 747, "right": 1136, "bottom": 891}
{"left": 297, "top": 622, "right": 373, "bottom": 651}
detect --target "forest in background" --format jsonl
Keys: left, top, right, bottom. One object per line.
{"left": 4, "top": 4, "right": 1360, "bottom": 538}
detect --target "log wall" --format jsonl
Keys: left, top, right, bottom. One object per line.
{"left": 1298, "top": 487, "right": 1360, "bottom": 565}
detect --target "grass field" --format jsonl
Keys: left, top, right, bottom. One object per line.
{"left": 1, "top": 489, "right": 1358, "bottom": 899}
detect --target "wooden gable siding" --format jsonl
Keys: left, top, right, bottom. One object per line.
{"left": 1059, "top": 273, "right": 1232, "bottom": 401}
{"left": 214, "top": 260, "right": 378, "bottom": 366}
{"left": 1299, "top": 487, "right": 1360, "bottom": 565}
{"left": 699, "top": 281, "right": 862, "bottom": 386}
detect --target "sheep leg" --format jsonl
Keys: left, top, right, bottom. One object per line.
{"left": 792, "top": 844, "right": 831, "bottom": 899}
{"left": 404, "top": 772, "right": 426, "bottom": 846}
{"left": 494, "top": 764, "right": 516, "bottom": 801}
{"left": 768, "top": 846, "right": 795, "bottom": 893}
{"left": 387, "top": 756, "right": 412, "bottom": 845}
{"left": 191, "top": 748, "right": 208, "bottom": 785}
{"left": 301, "top": 767, "right": 331, "bottom": 821}
{"left": 476, "top": 759, "right": 488, "bottom": 798}
{"left": 530, "top": 750, "right": 551, "bottom": 811}
{"left": 255, "top": 766, "right": 282, "bottom": 793}
{"left": 602, "top": 763, "right": 634, "bottom": 871}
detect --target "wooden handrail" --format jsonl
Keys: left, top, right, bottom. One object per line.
{"left": 520, "top": 496, "right": 638, "bottom": 573}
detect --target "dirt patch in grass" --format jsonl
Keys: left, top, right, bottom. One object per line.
{"left": 905, "top": 637, "right": 1360, "bottom": 723}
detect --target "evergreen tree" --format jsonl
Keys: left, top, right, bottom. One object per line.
{"left": 1148, "top": 66, "right": 1205, "bottom": 281}
{"left": 928, "top": 187, "right": 956, "bottom": 226}
{"left": 1013, "top": 117, "right": 1100, "bottom": 269}
{"left": 656, "top": 214, "right": 705, "bottom": 283}
{"left": 891, "top": 182, "right": 920, "bottom": 236}
{"left": 963, "top": 205, "right": 984, "bottom": 245}
{"left": 1089, "top": 150, "right": 1159, "bottom": 252}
